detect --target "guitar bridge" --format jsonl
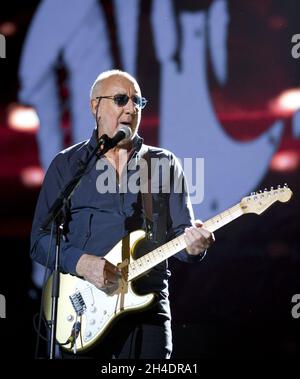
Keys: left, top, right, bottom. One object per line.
{"left": 69, "top": 292, "right": 86, "bottom": 316}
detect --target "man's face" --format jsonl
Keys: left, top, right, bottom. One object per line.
{"left": 91, "top": 75, "right": 141, "bottom": 142}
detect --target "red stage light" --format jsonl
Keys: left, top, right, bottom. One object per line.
{"left": 269, "top": 88, "right": 300, "bottom": 116}
{"left": 270, "top": 150, "right": 300, "bottom": 172}
{"left": 21, "top": 166, "right": 44, "bottom": 188}
{"left": 7, "top": 104, "right": 39, "bottom": 132}
{"left": 0, "top": 21, "right": 17, "bottom": 37}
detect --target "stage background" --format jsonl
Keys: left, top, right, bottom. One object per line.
{"left": 0, "top": 0, "right": 299, "bottom": 359}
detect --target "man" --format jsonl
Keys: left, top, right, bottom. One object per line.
{"left": 31, "top": 69, "right": 215, "bottom": 359}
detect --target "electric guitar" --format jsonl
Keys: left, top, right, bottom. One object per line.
{"left": 43, "top": 185, "right": 293, "bottom": 353}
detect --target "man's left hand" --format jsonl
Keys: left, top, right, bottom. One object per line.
{"left": 184, "top": 220, "right": 215, "bottom": 256}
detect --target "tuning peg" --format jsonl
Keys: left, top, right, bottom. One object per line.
{"left": 277, "top": 185, "right": 281, "bottom": 189}
{"left": 284, "top": 183, "right": 288, "bottom": 188}
{"left": 270, "top": 186, "right": 274, "bottom": 191}
{"left": 264, "top": 188, "right": 268, "bottom": 192}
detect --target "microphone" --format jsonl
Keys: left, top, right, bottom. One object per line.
{"left": 109, "top": 125, "right": 132, "bottom": 147}
{"left": 99, "top": 125, "right": 132, "bottom": 153}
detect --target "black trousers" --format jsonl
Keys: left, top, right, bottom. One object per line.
{"left": 60, "top": 310, "right": 172, "bottom": 359}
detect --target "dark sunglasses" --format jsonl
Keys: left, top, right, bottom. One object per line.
{"left": 96, "top": 94, "right": 148, "bottom": 110}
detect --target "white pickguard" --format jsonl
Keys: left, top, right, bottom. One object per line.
{"left": 65, "top": 276, "right": 153, "bottom": 350}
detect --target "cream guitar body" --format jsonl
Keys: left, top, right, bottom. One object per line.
{"left": 43, "top": 230, "right": 154, "bottom": 353}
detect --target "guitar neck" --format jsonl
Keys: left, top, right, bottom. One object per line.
{"left": 128, "top": 203, "right": 243, "bottom": 281}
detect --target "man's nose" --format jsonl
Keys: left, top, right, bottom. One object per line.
{"left": 124, "top": 98, "right": 136, "bottom": 114}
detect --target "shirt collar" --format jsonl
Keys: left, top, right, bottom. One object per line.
{"left": 88, "top": 127, "right": 144, "bottom": 157}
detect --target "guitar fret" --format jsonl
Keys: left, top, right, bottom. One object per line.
{"left": 128, "top": 236, "right": 184, "bottom": 281}
{"left": 204, "top": 205, "right": 243, "bottom": 232}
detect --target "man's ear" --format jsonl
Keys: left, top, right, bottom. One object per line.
{"left": 90, "top": 99, "right": 97, "bottom": 116}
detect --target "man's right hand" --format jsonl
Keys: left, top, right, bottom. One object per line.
{"left": 75, "top": 254, "right": 121, "bottom": 289}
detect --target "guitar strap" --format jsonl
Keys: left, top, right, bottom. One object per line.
{"left": 139, "top": 145, "right": 168, "bottom": 245}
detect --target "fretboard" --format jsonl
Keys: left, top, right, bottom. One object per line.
{"left": 127, "top": 203, "right": 243, "bottom": 281}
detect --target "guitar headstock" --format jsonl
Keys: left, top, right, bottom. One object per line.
{"left": 240, "top": 184, "right": 293, "bottom": 215}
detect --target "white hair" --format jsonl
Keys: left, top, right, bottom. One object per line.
{"left": 90, "top": 69, "right": 141, "bottom": 100}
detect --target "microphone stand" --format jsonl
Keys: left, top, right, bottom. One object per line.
{"left": 41, "top": 134, "right": 110, "bottom": 359}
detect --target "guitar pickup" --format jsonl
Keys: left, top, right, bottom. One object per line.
{"left": 69, "top": 292, "right": 86, "bottom": 316}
